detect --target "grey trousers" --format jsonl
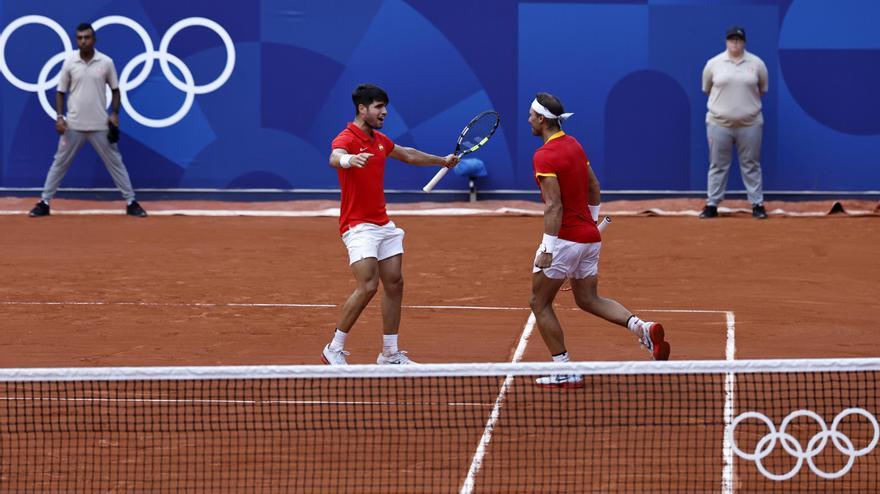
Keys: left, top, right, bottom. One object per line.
{"left": 706, "top": 123, "right": 764, "bottom": 206}
{"left": 41, "top": 128, "right": 135, "bottom": 202}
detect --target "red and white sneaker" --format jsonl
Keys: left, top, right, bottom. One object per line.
{"left": 640, "top": 322, "right": 671, "bottom": 361}
{"left": 534, "top": 374, "right": 585, "bottom": 389}
{"left": 321, "top": 344, "right": 350, "bottom": 365}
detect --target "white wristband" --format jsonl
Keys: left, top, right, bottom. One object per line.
{"left": 588, "top": 204, "right": 601, "bottom": 223}
{"left": 540, "top": 234, "right": 558, "bottom": 254}
{"left": 340, "top": 154, "right": 354, "bottom": 169}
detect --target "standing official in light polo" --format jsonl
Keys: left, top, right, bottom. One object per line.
{"left": 29, "top": 22, "right": 146, "bottom": 218}
{"left": 700, "top": 26, "right": 769, "bottom": 219}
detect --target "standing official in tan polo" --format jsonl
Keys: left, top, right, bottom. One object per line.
{"left": 700, "top": 26, "right": 769, "bottom": 219}
{"left": 29, "top": 22, "right": 146, "bottom": 218}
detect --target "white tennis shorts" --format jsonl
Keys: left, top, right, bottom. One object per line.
{"left": 342, "top": 221, "right": 405, "bottom": 265}
{"left": 532, "top": 239, "right": 601, "bottom": 280}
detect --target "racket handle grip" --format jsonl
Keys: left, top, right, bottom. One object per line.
{"left": 597, "top": 216, "right": 611, "bottom": 232}
{"left": 422, "top": 167, "right": 450, "bottom": 193}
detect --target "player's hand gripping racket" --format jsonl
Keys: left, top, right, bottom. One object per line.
{"left": 422, "top": 110, "right": 500, "bottom": 192}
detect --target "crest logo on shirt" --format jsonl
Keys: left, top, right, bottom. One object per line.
{"left": 378, "top": 144, "right": 385, "bottom": 151}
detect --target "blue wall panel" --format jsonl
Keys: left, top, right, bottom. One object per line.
{"left": 0, "top": 0, "right": 877, "bottom": 192}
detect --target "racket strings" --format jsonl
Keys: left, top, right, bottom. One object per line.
{"left": 459, "top": 114, "right": 499, "bottom": 150}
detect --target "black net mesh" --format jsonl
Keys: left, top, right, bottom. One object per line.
{"left": 0, "top": 364, "right": 877, "bottom": 493}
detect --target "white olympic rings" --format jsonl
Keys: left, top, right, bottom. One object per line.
{"left": 729, "top": 408, "right": 879, "bottom": 481}
{"left": 0, "top": 15, "right": 235, "bottom": 128}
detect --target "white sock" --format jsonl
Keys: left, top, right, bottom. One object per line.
{"left": 383, "top": 334, "right": 398, "bottom": 356}
{"left": 128, "top": 199, "right": 135, "bottom": 205}
{"left": 552, "top": 352, "right": 570, "bottom": 363}
{"left": 328, "top": 329, "right": 347, "bottom": 352}
{"left": 627, "top": 315, "right": 644, "bottom": 335}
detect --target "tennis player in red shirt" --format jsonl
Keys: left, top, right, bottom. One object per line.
{"left": 321, "top": 84, "right": 459, "bottom": 365}
{"left": 528, "top": 92, "right": 671, "bottom": 388}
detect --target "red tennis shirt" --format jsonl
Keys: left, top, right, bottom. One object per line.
{"left": 533, "top": 131, "right": 601, "bottom": 243}
{"left": 331, "top": 123, "right": 395, "bottom": 235}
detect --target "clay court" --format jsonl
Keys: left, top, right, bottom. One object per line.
{"left": 2, "top": 198, "right": 878, "bottom": 367}
{"left": 1, "top": 198, "right": 878, "bottom": 493}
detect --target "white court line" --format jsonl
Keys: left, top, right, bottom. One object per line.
{"left": 4, "top": 301, "right": 738, "bottom": 490}
{"left": 722, "top": 311, "right": 737, "bottom": 494}
{"left": 1, "top": 207, "right": 875, "bottom": 217}
{"left": 0, "top": 301, "right": 520, "bottom": 311}
{"left": 0, "top": 301, "right": 342, "bottom": 308}
{"left": 2, "top": 298, "right": 737, "bottom": 489}
{"left": 0, "top": 300, "right": 731, "bottom": 314}
{"left": 0, "top": 397, "right": 490, "bottom": 407}
{"left": 403, "top": 304, "right": 527, "bottom": 311}
{"left": 454, "top": 307, "right": 736, "bottom": 493}
{"left": 460, "top": 312, "right": 536, "bottom": 494}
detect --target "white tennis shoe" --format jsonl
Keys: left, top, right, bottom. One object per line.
{"left": 534, "top": 374, "right": 584, "bottom": 389}
{"left": 321, "top": 345, "right": 350, "bottom": 365}
{"left": 376, "top": 351, "right": 418, "bottom": 365}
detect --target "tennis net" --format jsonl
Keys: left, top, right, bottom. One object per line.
{"left": 1, "top": 359, "right": 878, "bottom": 493}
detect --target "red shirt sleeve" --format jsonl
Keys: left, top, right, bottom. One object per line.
{"left": 331, "top": 132, "right": 354, "bottom": 153}
{"left": 533, "top": 149, "right": 557, "bottom": 178}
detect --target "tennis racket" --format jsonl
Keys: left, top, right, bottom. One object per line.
{"left": 422, "top": 110, "right": 500, "bottom": 192}
{"left": 561, "top": 216, "right": 610, "bottom": 291}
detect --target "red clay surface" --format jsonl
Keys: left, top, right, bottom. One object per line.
{"left": 1, "top": 203, "right": 878, "bottom": 493}
{"left": 1, "top": 210, "right": 878, "bottom": 366}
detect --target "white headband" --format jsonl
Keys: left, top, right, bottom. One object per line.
{"left": 531, "top": 99, "right": 574, "bottom": 122}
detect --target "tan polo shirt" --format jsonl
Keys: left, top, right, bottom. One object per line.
{"left": 702, "top": 50, "right": 768, "bottom": 127}
{"left": 57, "top": 49, "right": 119, "bottom": 131}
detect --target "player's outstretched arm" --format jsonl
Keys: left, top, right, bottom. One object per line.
{"left": 329, "top": 148, "right": 373, "bottom": 169}
{"left": 390, "top": 146, "right": 459, "bottom": 168}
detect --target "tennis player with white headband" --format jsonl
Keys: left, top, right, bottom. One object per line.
{"left": 527, "top": 92, "right": 671, "bottom": 389}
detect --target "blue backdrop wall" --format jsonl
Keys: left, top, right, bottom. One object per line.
{"left": 1, "top": 0, "right": 878, "bottom": 193}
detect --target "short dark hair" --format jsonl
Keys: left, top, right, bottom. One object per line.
{"left": 352, "top": 84, "right": 389, "bottom": 113}
{"left": 535, "top": 92, "right": 565, "bottom": 128}
{"left": 76, "top": 22, "right": 98, "bottom": 39}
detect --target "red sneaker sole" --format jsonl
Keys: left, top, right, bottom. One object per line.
{"left": 649, "top": 324, "right": 671, "bottom": 361}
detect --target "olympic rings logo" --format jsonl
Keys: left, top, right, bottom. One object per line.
{"left": 729, "top": 408, "right": 879, "bottom": 481}
{"left": 0, "top": 15, "right": 235, "bottom": 128}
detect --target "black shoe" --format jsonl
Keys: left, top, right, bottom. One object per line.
{"left": 752, "top": 204, "right": 768, "bottom": 219}
{"left": 126, "top": 201, "right": 147, "bottom": 217}
{"left": 699, "top": 205, "right": 718, "bottom": 219}
{"left": 28, "top": 201, "right": 50, "bottom": 217}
